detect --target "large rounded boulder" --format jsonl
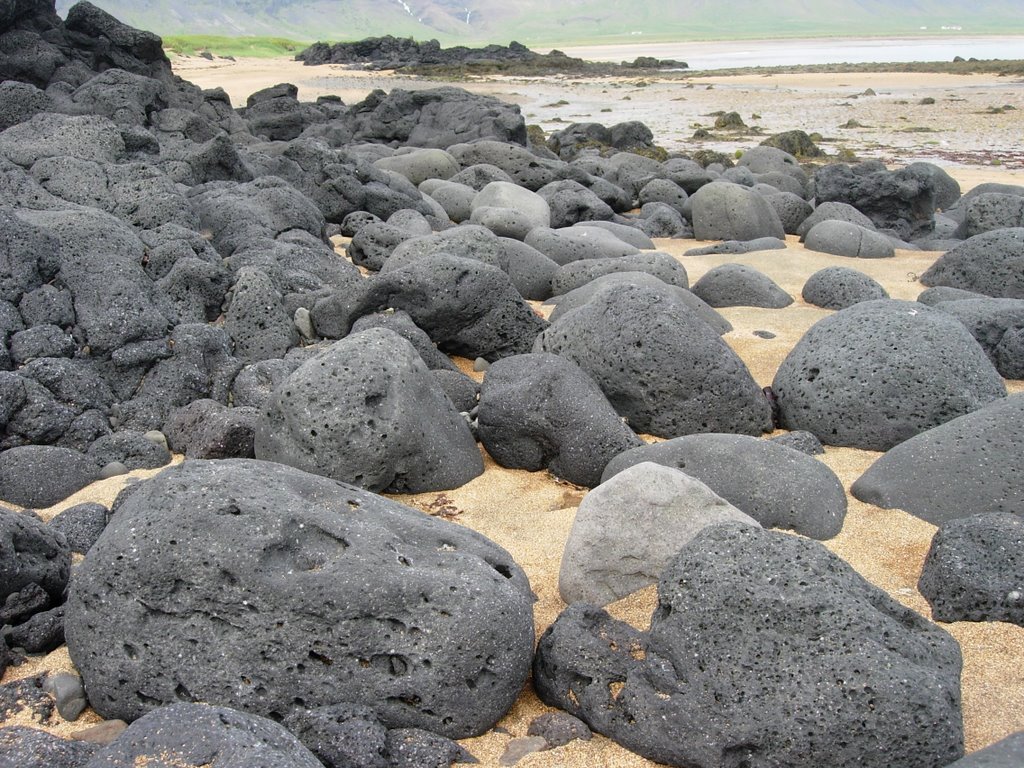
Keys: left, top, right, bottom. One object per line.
{"left": 64, "top": 459, "right": 535, "bottom": 739}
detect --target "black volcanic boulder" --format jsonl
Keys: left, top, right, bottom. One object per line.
{"left": 918, "top": 512, "right": 1024, "bottom": 626}
{"left": 802, "top": 266, "right": 889, "bottom": 310}
{"left": 0, "top": 445, "right": 99, "bottom": 507}
{"left": 920, "top": 228, "right": 1024, "bottom": 299}
{"left": 533, "top": 283, "right": 771, "bottom": 438}
{"left": 477, "top": 353, "right": 643, "bottom": 487}
{"left": 772, "top": 299, "right": 1006, "bottom": 451}
{"left": 690, "top": 263, "right": 793, "bottom": 308}
{"left": 0, "top": 205, "right": 61, "bottom": 305}
{"left": 850, "top": 394, "right": 1024, "bottom": 525}
{"left": 533, "top": 523, "right": 964, "bottom": 768}
{"left": 254, "top": 327, "right": 483, "bottom": 493}
{"left": 242, "top": 82, "right": 325, "bottom": 141}
{"left": 84, "top": 702, "right": 323, "bottom": 768}
{"left": 689, "top": 181, "right": 785, "bottom": 242}
{"left": 310, "top": 253, "right": 547, "bottom": 361}
{"left": 601, "top": 433, "right": 846, "bottom": 539}
{"left": 953, "top": 193, "right": 1024, "bottom": 238}
{"left": 935, "top": 297, "right": 1024, "bottom": 379}
{"left": 0, "top": 505, "right": 71, "bottom": 608}
{"left": 64, "top": 459, "right": 534, "bottom": 738}
{"left": 549, "top": 252, "right": 688, "bottom": 296}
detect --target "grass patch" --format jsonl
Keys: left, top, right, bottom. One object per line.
{"left": 163, "top": 35, "right": 308, "bottom": 58}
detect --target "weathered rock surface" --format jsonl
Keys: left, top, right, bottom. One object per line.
{"left": 65, "top": 459, "right": 534, "bottom": 738}
{"left": 920, "top": 228, "right": 1024, "bottom": 299}
{"left": 0, "top": 445, "right": 99, "bottom": 508}
{"left": 803, "top": 220, "right": 896, "bottom": 258}
{"left": 689, "top": 181, "right": 786, "bottom": 241}
{"left": 549, "top": 252, "right": 688, "bottom": 296}
{"left": 690, "top": 263, "right": 793, "bottom": 308}
{"left": 935, "top": 297, "right": 1024, "bottom": 379}
{"left": 813, "top": 162, "right": 938, "bottom": 239}
{"left": 802, "top": 266, "right": 889, "bottom": 310}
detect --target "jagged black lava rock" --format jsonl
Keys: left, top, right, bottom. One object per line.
{"left": 534, "top": 284, "right": 771, "bottom": 438}
{"left": 772, "top": 299, "right": 1006, "bottom": 451}
{"left": 920, "top": 228, "right": 1024, "bottom": 299}
{"left": 0, "top": 505, "right": 70, "bottom": 606}
{"left": 255, "top": 327, "right": 482, "bottom": 492}
{"left": 918, "top": 512, "right": 1024, "bottom": 625}
{"left": 0, "top": 725, "right": 99, "bottom": 768}
{"left": 477, "top": 353, "right": 642, "bottom": 487}
{"left": 851, "top": 394, "right": 1024, "bottom": 525}
{"left": 48, "top": 502, "right": 109, "bottom": 555}
{"left": 65, "top": 459, "right": 534, "bottom": 738}
{"left": 533, "top": 523, "right": 964, "bottom": 768}
{"left": 163, "top": 399, "right": 259, "bottom": 460}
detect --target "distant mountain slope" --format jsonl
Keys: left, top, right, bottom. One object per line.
{"left": 53, "top": 0, "right": 1024, "bottom": 46}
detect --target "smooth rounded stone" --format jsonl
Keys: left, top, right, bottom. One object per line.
{"left": 0, "top": 113, "right": 126, "bottom": 167}
{"left": 430, "top": 369, "right": 479, "bottom": 413}
{"left": 560, "top": 463, "right": 758, "bottom": 605}
{"left": 769, "top": 429, "right": 825, "bottom": 455}
{"left": 498, "top": 236, "right": 559, "bottom": 301}
{"left": 386, "top": 209, "right": 433, "bottom": 236}
{"left": 48, "top": 502, "right": 109, "bottom": 555}
{"left": 954, "top": 192, "right": 1024, "bottom": 238}
{"left": 683, "top": 237, "right": 787, "bottom": 256}
{"left": 99, "top": 461, "right": 129, "bottom": 479}
{"left": 9, "top": 324, "right": 76, "bottom": 363}
{"left": 602, "top": 432, "right": 846, "bottom": 539}
{"left": 739, "top": 144, "right": 810, "bottom": 185}
{"left": 935, "top": 298, "right": 1024, "bottom": 378}
{"left": 65, "top": 459, "right": 534, "bottom": 738}
{"left": 689, "top": 181, "right": 786, "bottom": 242}
{"left": 311, "top": 253, "right": 548, "bottom": 361}
{"left": 44, "top": 671, "right": 87, "bottom": 721}
{"left": 524, "top": 226, "right": 639, "bottom": 266}
{"left": 720, "top": 166, "right": 755, "bottom": 186}
{"left": 0, "top": 445, "right": 100, "bottom": 508}
{"left": 920, "top": 228, "right": 1024, "bottom": 299}
{"left": 527, "top": 711, "right": 592, "bottom": 748}
{"left": 917, "top": 286, "right": 988, "bottom": 306}
{"left": 753, "top": 171, "right": 806, "bottom": 198}
{"left": 0, "top": 505, "right": 71, "bottom": 606}
{"left": 546, "top": 272, "right": 730, "bottom": 334}
{"left": 773, "top": 299, "right": 1006, "bottom": 451}
{"left": 18, "top": 284, "right": 75, "bottom": 328}
{"left": 803, "top": 219, "right": 896, "bottom": 258}
{"left": 373, "top": 148, "right": 460, "bottom": 186}
{"left": 351, "top": 310, "right": 458, "bottom": 372}
{"left": 802, "top": 265, "right": 890, "bottom": 310}
{"left": 917, "top": 512, "right": 1024, "bottom": 625}
{"left": 347, "top": 222, "right": 411, "bottom": 271}
{"left": 255, "top": 328, "right": 482, "bottom": 493}
{"left": 534, "top": 523, "right": 965, "bottom": 768}
{"left": 796, "top": 201, "right": 877, "bottom": 240}
{"left": 638, "top": 178, "right": 688, "bottom": 215}
{"left": 550, "top": 252, "right": 688, "bottom": 296}
{"left": 499, "top": 736, "right": 548, "bottom": 766}
{"left": 535, "top": 179, "right": 615, "bottom": 228}
{"left": 762, "top": 190, "right": 814, "bottom": 234}
{"left": 0, "top": 725, "right": 99, "bottom": 768}
{"left": 447, "top": 140, "right": 558, "bottom": 191}
{"left": 534, "top": 284, "right": 771, "bottom": 438}
{"left": 570, "top": 220, "right": 655, "bottom": 250}
{"left": 86, "top": 430, "right": 171, "bottom": 471}
{"left": 293, "top": 307, "right": 315, "bottom": 341}
{"left": 690, "top": 263, "right": 793, "bottom": 308}
{"left": 637, "top": 202, "right": 692, "bottom": 238}
{"left": 448, "top": 163, "right": 515, "bottom": 190}
{"left": 82, "top": 702, "right": 323, "bottom": 768}
{"left": 422, "top": 180, "right": 475, "bottom": 223}
{"left": 163, "top": 399, "right": 259, "bottom": 460}
{"left": 469, "top": 205, "right": 537, "bottom": 240}
{"left": 851, "top": 394, "right": 1024, "bottom": 524}
{"left": 471, "top": 181, "right": 551, "bottom": 229}
{"left": 477, "top": 353, "right": 642, "bottom": 487}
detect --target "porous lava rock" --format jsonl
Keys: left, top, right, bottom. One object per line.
{"left": 255, "top": 327, "right": 482, "bottom": 492}
{"left": 934, "top": 298, "right": 1024, "bottom": 379}
{"left": 689, "top": 182, "right": 785, "bottom": 242}
{"left": 802, "top": 266, "right": 889, "bottom": 310}
{"left": 0, "top": 505, "right": 71, "bottom": 606}
{"left": 64, "top": 459, "right": 534, "bottom": 738}
{"left": 690, "top": 263, "right": 793, "bottom": 308}
{"left": 772, "top": 299, "right": 1006, "bottom": 451}
{"left": 920, "top": 228, "right": 1024, "bottom": 299}
{"left": 534, "top": 523, "right": 965, "bottom": 768}
{"left": 476, "top": 353, "right": 642, "bottom": 487}
{"left": 549, "top": 252, "right": 688, "bottom": 296}
{"left": 601, "top": 432, "right": 846, "bottom": 539}
{"left": 0, "top": 445, "right": 99, "bottom": 508}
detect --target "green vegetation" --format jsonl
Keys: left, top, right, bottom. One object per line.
{"left": 162, "top": 35, "right": 308, "bottom": 58}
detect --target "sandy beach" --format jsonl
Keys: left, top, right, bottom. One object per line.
{"left": 4, "top": 53, "right": 1024, "bottom": 767}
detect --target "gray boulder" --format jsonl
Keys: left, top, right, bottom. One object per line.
{"left": 421, "top": 179, "right": 475, "bottom": 223}
{"left": 0, "top": 81, "right": 53, "bottom": 132}
{"left": 637, "top": 178, "right": 688, "bottom": 214}
{"left": 690, "top": 263, "right": 793, "bottom": 308}
{"left": 559, "top": 463, "right": 758, "bottom": 605}
{"left": 920, "top": 228, "right": 1024, "bottom": 299}
{"left": 684, "top": 237, "right": 787, "bottom": 256}
{"left": 0, "top": 205, "right": 60, "bottom": 305}
{"left": 224, "top": 267, "right": 299, "bottom": 363}
{"left": 536, "top": 179, "right": 615, "bottom": 228}
{"left": 935, "top": 298, "right": 1024, "bottom": 378}
{"left": 351, "top": 310, "right": 458, "bottom": 372}
{"left": 906, "top": 161, "right": 961, "bottom": 210}
{"left": 571, "top": 220, "right": 655, "bottom": 250}
{"left": 813, "top": 162, "right": 938, "bottom": 239}
{"left": 954, "top": 192, "right": 1024, "bottom": 238}
{"left": 773, "top": 299, "right": 1006, "bottom": 450}
{"left": 231, "top": 358, "right": 302, "bottom": 410}
{"left": 0, "top": 113, "right": 126, "bottom": 167}
{"left": 0, "top": 505, "right": 71, "bottom": 608}
{"left": 0, "top": 725, "right": 99, "bottom": 767}
{"left": 476, "top": 353, "right": 642, "bottom": 487}
{"left": 534, "top": 283, "right": 771, "bottom": 438}
{"left": 255, "top": 328, "right": 482, "bottom": 492}
{"left": 943, "top": 732, "right": 1024, "bottom": 768}
{"left": 850, "top": 394, "right": 1024, "bottom": 525}
{"left": 65, "top": 458, "right": 534, "bottom": 738}
{"left": 164, "top": 399, "right": 259, "bottom": 460}
{"left": 447, "top": 140, "right": 557, "bottom": 190}
{"left": 471, "top": 181, "right": 550, "bottom": 230}
{"left": 373, "top": 147, "right": 460, "bottom": 186}
{"left": 762, "top": 190, "right": 813, "bottom": 234}
{"left": 448, "top": 163, "right": 514, "bottom": 190}
{"left": 803, "top": 220, "right": 895, "bottom": 258}
{"left": 601, "top": 432, "right": 847, "bottom": 539}
{"left": 918, "top": 512, "right": 1024, "bottom": 625}
{"left": 802, "top": 266, "right": 889, "bottom": 310}
{"left": 689, "top": 182, "right": 785, "bottom": 242}
{"left": 0, "top": 445, "right": 99, "bottom": 508}
{"left": 311, "top": 253, "right": 547, "bottom": 361}
{"left": 347, "top": 222, "right": 410, "bottom": 271}
{"left": 534, "top": 523, "right": 964, "bottom": 768}
{"left": 525, "top": 225, "right": 639, "bottom": 266}
{"left": 917, "top": 286, "right": 989, "bottom": 306}
{"left": 796, "top": 200, "right": 877, "bottom": 240}
{"left": 86, "top": 430, "right": 171, "bottom": 471}
{"left": 49, "top": 501, "right": 109, "bottom": 556}
{"left": 550, "top": 252, "right": 688, "bottom": 296}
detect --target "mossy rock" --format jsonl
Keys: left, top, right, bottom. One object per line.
{"left": 526, "top": 124, "right": 547, "bottom": 146}
{"left": 714, "top": 111, "right": 747, "bottom": 130}
{"left": 690, "top": 149, "right": 735, "bottom": 168}
{"left": 760, "top": 129, "right": 826, "bottom": 158}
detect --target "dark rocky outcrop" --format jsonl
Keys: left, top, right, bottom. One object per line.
{"left": 920, "top": 228, "right": 1024, "bottom": 299}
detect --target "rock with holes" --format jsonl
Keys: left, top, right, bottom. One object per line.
{"left": 223, "top": 267, "right": 299, "bottom": 363}
{"left": 0, "top": 505, "right": 71, "bottom": 607}
{"left": 0, "top": 726, "right": 99, "bottom": 768}
{"left": 920, "top": 229, "right": 1024, "bottom": 299}
{"left": 918, "top": 512, "right": 1024, "bottom": 625}
{"left": 255, "top": 327, "right": 482, "bottom": 493}
{"left": 773, "top": 299, "right": 1006, "bottom": 451}
{"left": 0, "top": 445, "right": 100, "bottom": 508}
{"left": 954, "top": 193, "right": 1024, "bottom": 238}
{"left": 690, "top": 263, "right": 793, "bottom": 308}
{"left": 689, "top": 182, "right": 785, "bottom": 242}
{"left": 851, "top": 394, "right": 1024, "bottom": 525}
{"left": 934, "top": 298, "right": 1024, "bottom": 379}
{"left": 559, "top": 463, "right": 759, "bottom": 605}
{"left": 534, "top": 283, "right": 771, "bottom": 438}
{"left": 476, "top": 353, "right": 642, "bottom": 487}
{"left": 802, "top": 266, "right": 889, "bottom": 310}
{"left": 549, "top": 252, "right": 688, "bottom": 296}
{"left": 601, "top": 433, "right": 846, "bottom": 539}
{"left": 534, "top": 523, "right": 965, "bottom": 768}
{"left": 64, "top": 459, "right": 534, "bottom": 738}
{"left": 82, "top": 702, "right": 323, "bottom": 768}
{"left": 803, "top": 220, "right": 895, "bottom": 259}
{"left": 796, "top": 201, "right": 877, "bottom": 240}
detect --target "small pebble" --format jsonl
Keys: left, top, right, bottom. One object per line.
{"left": 142, "top": 430, "right": 168, "bottom": 451}
{"left": 43, "top": 672, "right": 87, "bottom": 721}
{"left": 527, "top": 711, "right": 592, "bottom": 748}
{"left": 99, "top": 461, "right": 129, "bottom": 479}
{"left": 499, "top": 736, "right": 549, "bottom": 765}
{"left": 473, "top": 357, "right": 491, "bottom": 372}
{"left": 753, "top": 330, "right": 777, "bottom": 339}
{"left": 293, "top": 307, "right": 315, "bottom": 340}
